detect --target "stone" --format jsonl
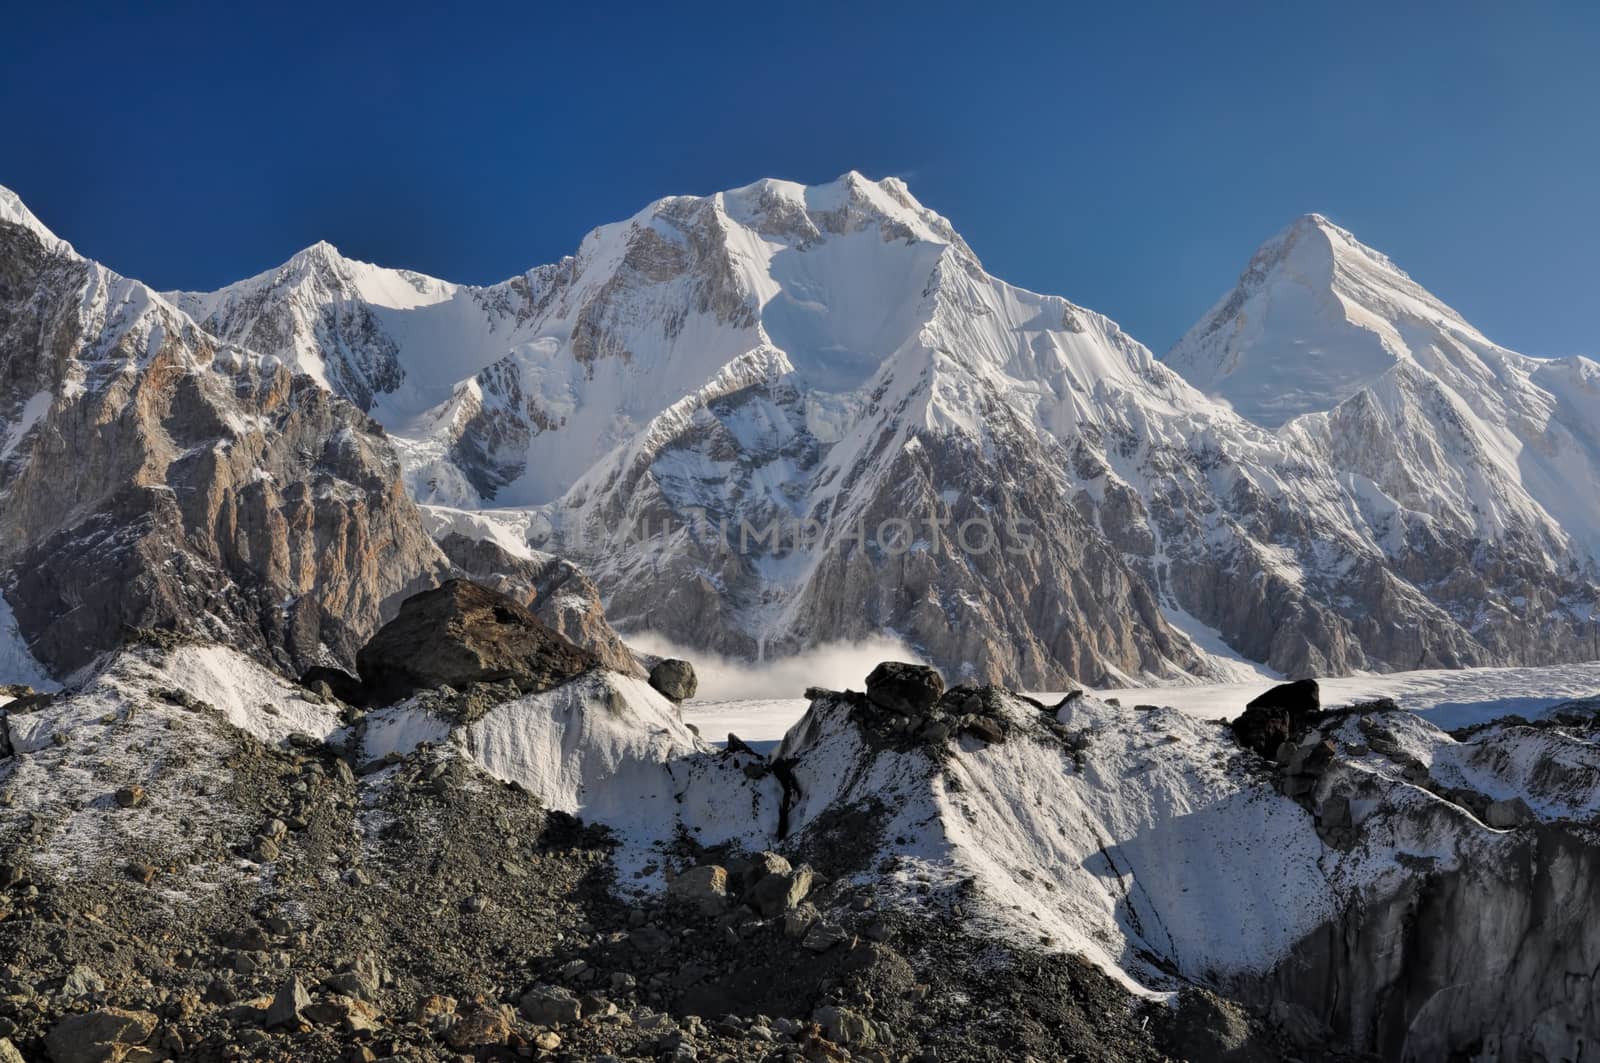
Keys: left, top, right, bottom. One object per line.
{"left": 1485, "top": 796, "right": 1533, "bottom": 829}
{"left": 813, "top": 1005, "right": 874, "bottom": 1046}
{"left": 783, "top": 903, "right": 819, "bottom": 939}
{"left": 865, "top": 662, "right": 946, "bottom": 717}
{"left": 112, "top": 785, "right": 144, "bottom": 809}
{"left": 305, "top": 996, "right": 381, "bottom": 1034}
{"left": 0, "top": 1038, "right": 22, "bottom": 1063}
{"left": 324, "top": 970, "right": 379, "bottom": 1002}
{"left": 519, "top": 984, "right": 581, "bottom": 1026}
{"left": 355, "top": 580, "right": 598, "bottom": 706}
{"left": 737, "top": 851, "right": 792, "bottom": 892}
{"left": 962, "top": 716, "right": 1005, "bottom": 744}
{"left": 44, "top": 1009, "right": 158, "bottom": 1063}
{"left": 747, "top": 864, "right": 815, "bottom": 917}
{"left": 444, "top": 1006, "right": 512, "bottom": 1049}
{"left": 61, "top": 965, "right": 105, "bottom": 999}
{"left": 433, "top": 530, "right": 642, "bottom": 675}
{"left": 412, "top": 994, "right": 457, "bottom": 1026}
{"left": 802, "top": 921, "right": 851, "bottom": 952}
{"left": 265, "top": 976, "right": 311, "bottom": 1029}
{"left": 1231, "top": 679, "right": 1320, "bottom": 758}
{"left": 668, "top": 864, "right": 728, "bottom": 914}
{"left": 648, "top": 659, "right": 698, "bottom": 702}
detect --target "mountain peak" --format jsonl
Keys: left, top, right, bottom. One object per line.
{"left": 0, "top": 184, "right": 72, "bottom": 254}
{"left": 1165, "top": 214, "right": 1479, "bottom": 427}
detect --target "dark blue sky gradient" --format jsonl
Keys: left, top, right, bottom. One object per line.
{"left": 3, "top": 1, "right": 1596, "bottom": 355}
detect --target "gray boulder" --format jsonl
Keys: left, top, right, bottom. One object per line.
{"left": 649, "top": 658, "right": 698, "bottom": 702}
{"left": 266, "top": 976, "right": 312, "bottom": 1029}
{"left": 1485, "top": 796, "right": 1534, "bottom": 829}
{"left": 668, "top": 864, "right": 728, "bottom": 914}
{"left": 520, "top": 984, "right": 582, "bottom": 1026}
{"left": 747, "top": 864, "right": 815, "bottom": 917}
{"left": 813, "top": 1005, "right": 874, "bottom": 1046}
{"left": 45, "top": 1008, "right": 158, "bottom": 1063}
{"left": 736, "top": 851, "right": 791, "bottom": 892}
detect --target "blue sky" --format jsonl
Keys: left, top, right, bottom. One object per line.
{"left": 3, "top": 2, "right": 1596, "bottom": 356}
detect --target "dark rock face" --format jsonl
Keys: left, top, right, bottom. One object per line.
{"left": 1230, "top": 679, "right": 1321, "bottom": 758}
{"left": 355, "top": 580, "right": 597, "bottom": 706}
{"left": 864, "top": 662, "right": 945, "bottom": 717}
{"left": 648, "top": 659, "right": 698, "bottom": 702}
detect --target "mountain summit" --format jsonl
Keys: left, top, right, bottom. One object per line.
{"left": 1165, "top": 212, "right": 1478, "bottom": 427}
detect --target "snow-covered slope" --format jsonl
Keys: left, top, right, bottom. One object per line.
{"left": 357, "top": 669, "right": 775, "bottom": 883}
{"left": 0, "top": 185, "right": 70, "bottom": 255}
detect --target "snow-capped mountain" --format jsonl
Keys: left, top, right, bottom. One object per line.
{"left": 1168, "top": 213, "right": 1600, "bottom": 660}
{"left": 0, "top": 203, "right": 452, "bottom": 678}
{"left": 1168, "top": 213, "right": 1600, "bottom": 562}
{"left": 396, "top": 176, "right": 1594, "bottom": 684}
{"left": 7, "top": 178, "right": 1597, "bottom": 687}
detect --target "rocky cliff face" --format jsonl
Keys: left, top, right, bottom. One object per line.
{"left": 0, "top": 218, "right": 453, "bottom": 676}
{"left": 1223, "top": 703, "right": 1600, "bottom": 1059}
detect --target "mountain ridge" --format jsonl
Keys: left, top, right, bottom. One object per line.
{"left": 3, "top": 178, "right": 1595, "bottom": 687}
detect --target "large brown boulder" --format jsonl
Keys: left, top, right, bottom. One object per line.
{"left": 355, "top": 580, "right": 598, "bottom": 706}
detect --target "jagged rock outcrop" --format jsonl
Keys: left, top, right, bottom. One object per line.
{"left": 354, "top": 580, "right": 598, "bottom": 705}
{"left": 864, "top": 661, "right": 945, "bottom": 716}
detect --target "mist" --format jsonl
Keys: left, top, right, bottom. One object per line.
{"left": 625, "top": 632, "right": 924, "bottom": 702}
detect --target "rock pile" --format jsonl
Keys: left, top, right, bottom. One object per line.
{"left": 668, "top": 852, "right": 817, "bottom": 922}
{"left": 810, "top": 664, "right": 1023, "bottom": 754}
